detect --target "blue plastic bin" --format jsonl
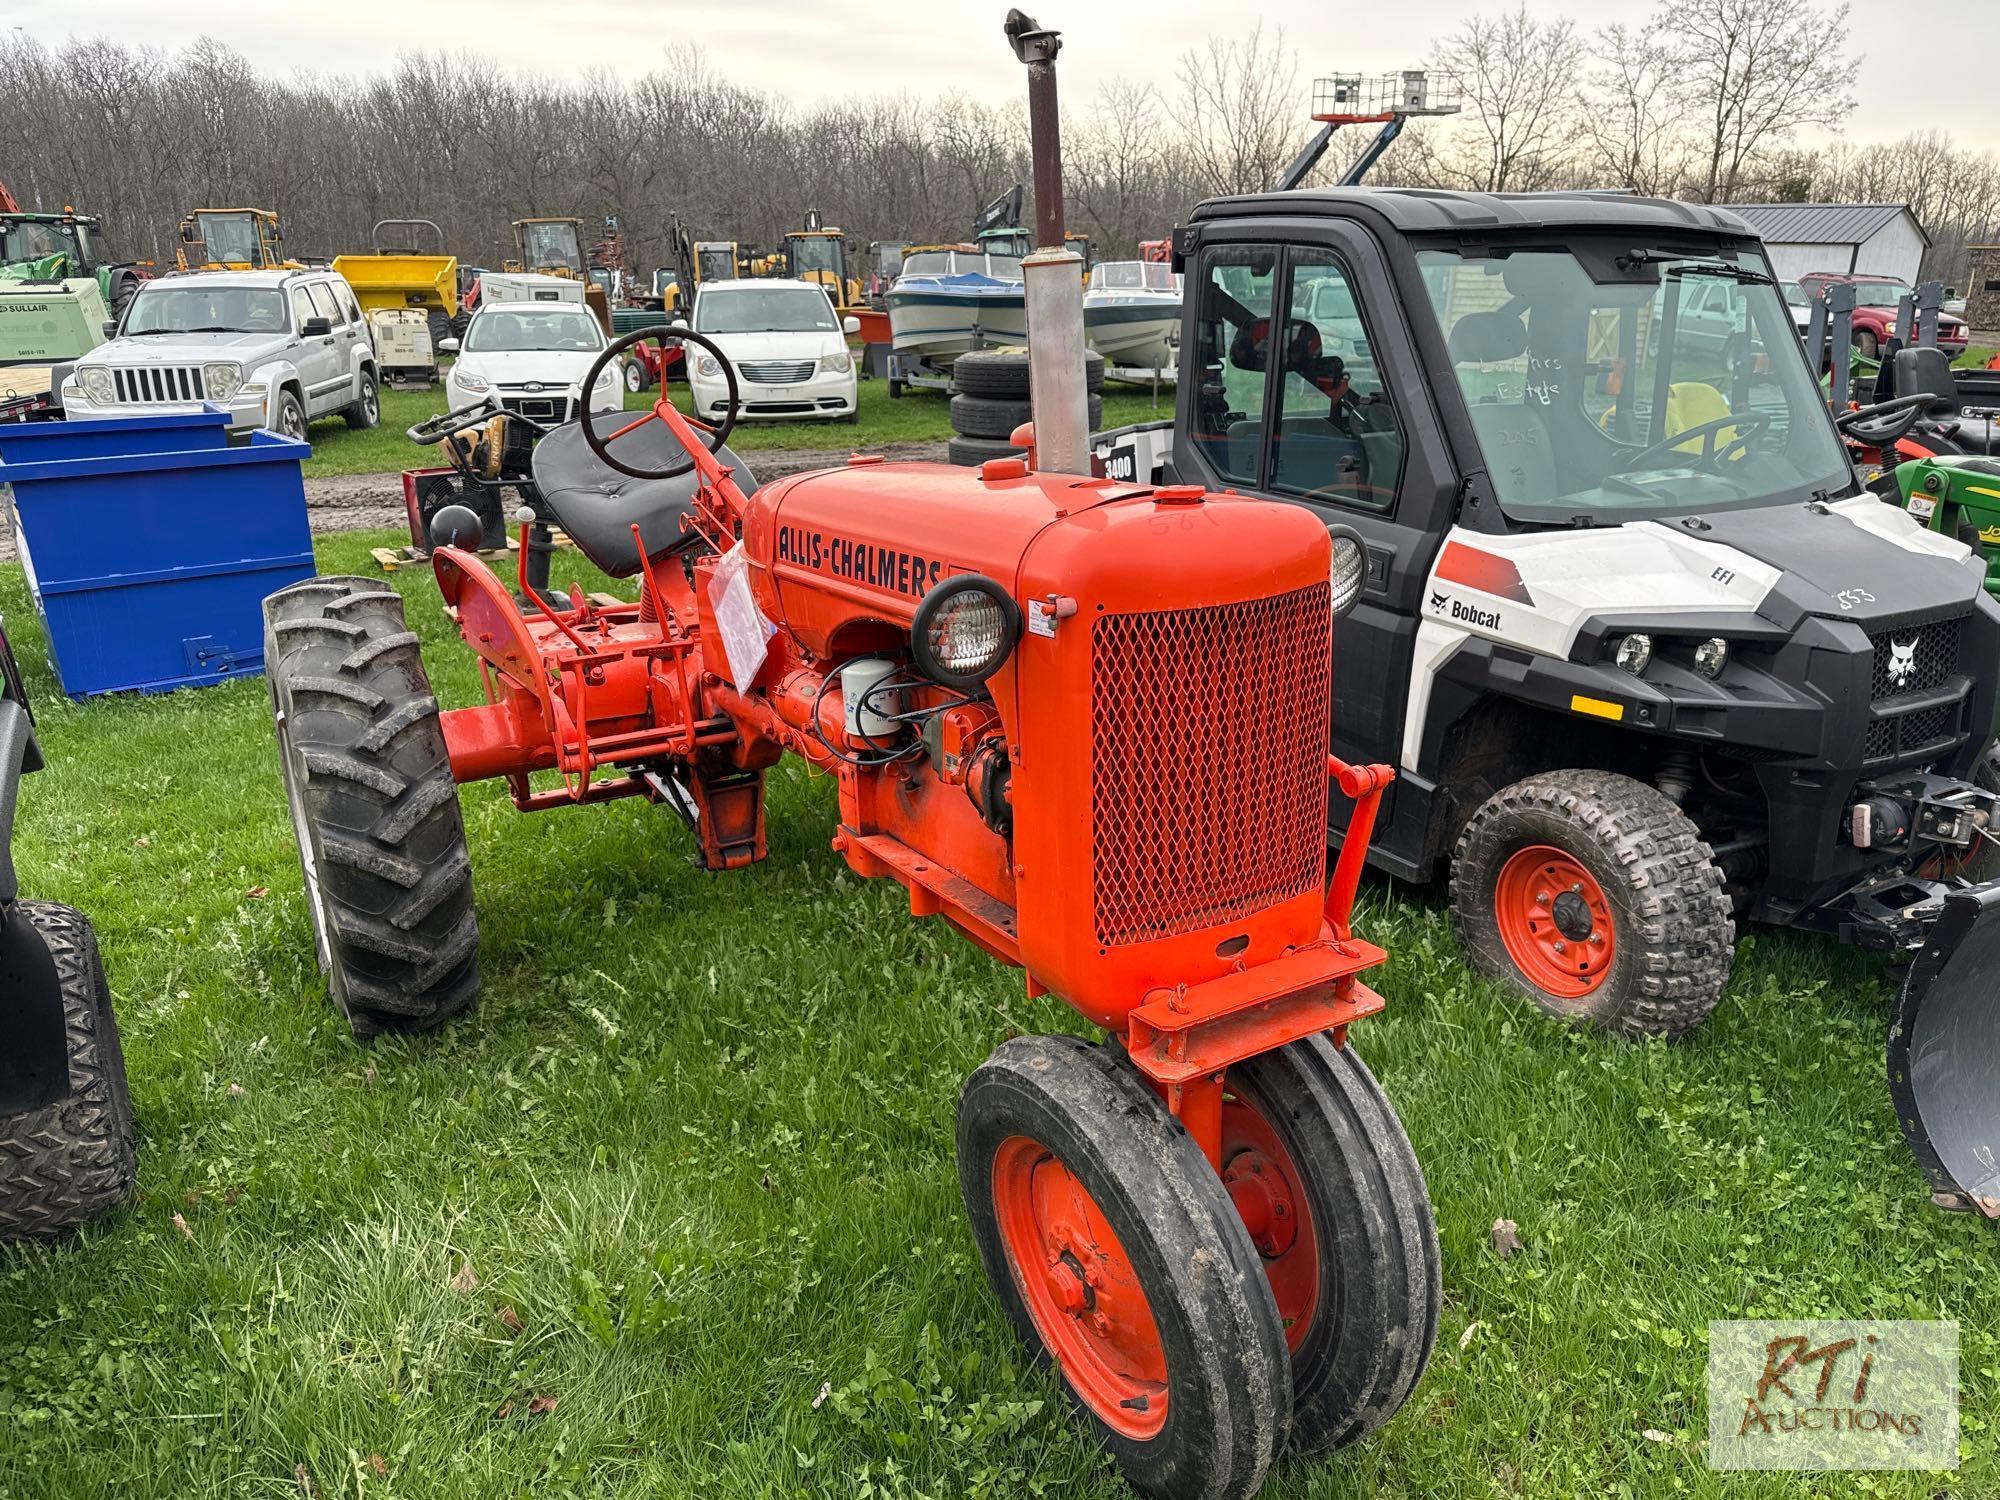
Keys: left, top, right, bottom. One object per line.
{"left": 0, "top": 407, "right": 231, "bottom": 464}
{"left": 0, "top": 421, "right": 314, "bottom": 697}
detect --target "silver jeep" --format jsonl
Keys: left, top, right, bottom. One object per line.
{"left": 62, "top": 268, "right": 379, "bottom": 438}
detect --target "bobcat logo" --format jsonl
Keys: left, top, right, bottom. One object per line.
{"left": 1887, "top": 637, "right": 1921, "bottom": 691}
{"left": 1430, "top": 590, "right": 1449, "bottom": 613}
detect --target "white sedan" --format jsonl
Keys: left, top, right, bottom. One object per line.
{"left": 441, "top": 301, "right": 621, "bottom": 425}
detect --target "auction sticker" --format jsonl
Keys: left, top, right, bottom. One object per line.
{"left": 1708, "top": 1320, "right": 1957, "bottom": 1470}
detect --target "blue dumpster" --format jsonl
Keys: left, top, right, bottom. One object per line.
{"left": 0, "top": 418, "right": 315, "bottom": 697}
{"left": 0, "top": 408, "right": 231, "bottom": 465}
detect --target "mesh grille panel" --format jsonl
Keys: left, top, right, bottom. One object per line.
{"left": 1868, "top": 617, "right": 1963, "bottom": 701}
{"left": 1090, "top": 584, "right": 1332, "bottom": 947}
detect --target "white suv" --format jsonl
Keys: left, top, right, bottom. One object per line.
{"left": 687, "top": 279, "right": 858, "bottom": 422}
{"left": 63, "top": 268, "right": 379, "bottom": 438}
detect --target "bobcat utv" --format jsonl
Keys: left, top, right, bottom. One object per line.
{"left": 0, "top": 614, "right": 135, "bottom": 1239}
{"left": 1093, "top": 188, "right": 2000, "bottom": 1215}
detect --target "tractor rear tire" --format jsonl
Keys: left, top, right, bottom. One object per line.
{"left": 343, "top": 370, "right": 380, "bottom": 430}
{"left": 958, "top": 1034, "right": 1291, "bottom": 1500}
{"left": 1451, "top": 769, "right": 1734, "bottom": 1040}
{"left": 427, "top": 309, "right": 453, "bottom": 353}
{"left": 947, "top": 434, "right": 1026, "bottom": 467}
{"left": 1221, "top": 1038, "right": 1440, "bottom": 1454}
{"left": 0, "top": 902, "right": 136, "bottom": 1241}
{"left": 950, "top": 392, "right": 1103, "bottom": 441}
{"left": 263, "top": 577, "right": 478, "bottom": 1041}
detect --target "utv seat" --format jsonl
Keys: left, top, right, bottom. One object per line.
{"left": 531, "top": 410, "right": 757, "bottom": 579}
{"left": 1448, "top": 310, "right": 1558, "bottom": 502}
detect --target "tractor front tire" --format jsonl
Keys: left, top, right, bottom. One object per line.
{"left": 1221, "top": 1038, "right": 1440, "bottom": 1455}
{"left": 1451, "top": 769, "right": 1734, "bottom": 1040}
{"left": 959, "top": 1035, "right": 1291, "bottom": 1500}
{"left": 264, "top": 577, "right": 478, "bottom": 1040}
{"left": 0, "top": 902, "right": 136, "bottom": 1241}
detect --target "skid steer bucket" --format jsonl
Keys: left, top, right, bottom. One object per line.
{"left": 1890, "top": 883, "right": 2000, "bottom": 1216}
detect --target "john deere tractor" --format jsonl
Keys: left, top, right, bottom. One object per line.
{"left": 0, "top": 190, "right": 139, "bottom": 419}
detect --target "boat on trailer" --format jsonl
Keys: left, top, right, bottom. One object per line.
{"left": 1083, "top": 259, "right": 1181, "bottom": 372}
{"left": 883, "top": 249, "right": 1027, "bottom": 364}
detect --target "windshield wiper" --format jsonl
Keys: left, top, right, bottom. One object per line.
{"left": 181, "top": 326, "right": 241, "bottom": 333}
{"left": 1615, "top": 249, "right": 1776, "bottom": 287}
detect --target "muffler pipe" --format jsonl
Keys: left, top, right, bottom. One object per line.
{"left": 1006, "top": 9, "right": 1090, "bottom": 476}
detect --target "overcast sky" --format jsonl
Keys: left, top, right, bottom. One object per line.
{"left": 5, "top": 0, "right": 1992, "bottom": 153}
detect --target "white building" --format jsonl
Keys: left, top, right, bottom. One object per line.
{"left": 1729, "top": 203, "right": 1929, "bottom": 285}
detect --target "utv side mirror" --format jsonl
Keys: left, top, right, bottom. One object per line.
{"left": 842, "top": 315, "right": 861, "bottom": 336}
{"left": 437, "top": 336, "right": 460, "bottom": 354}
{"left": 302, "top": 316, "right": 332, "bottom": 337}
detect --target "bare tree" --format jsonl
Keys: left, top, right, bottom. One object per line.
{"left": 1166, "top": 24, "right": 1301, "bottom": 198}
{"left": 1580, "top": 23, "right": 1689, "bottom": 197}
{"left": 1427, "top": 5, "right": 1587, "bottom": 193}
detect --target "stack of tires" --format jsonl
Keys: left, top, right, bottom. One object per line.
{"left": 946, "top": 349, "right": 1105, "bottom": 467}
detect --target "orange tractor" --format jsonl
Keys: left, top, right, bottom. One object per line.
{"left": 264, "top": 319, "right": 1439, "bottom": 1495}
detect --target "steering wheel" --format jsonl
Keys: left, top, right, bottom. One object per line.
{"left": 407, "top": 398, "right": 505, "bottom": 446}
{"left": 1615, "top": 412, "right": 1772, "bottom": 474}
{"left": 579, "top": 327, "right": 739, "bottom": 481}
{"left": 1836, "top": 392, "right": 1930, "bottom": 448}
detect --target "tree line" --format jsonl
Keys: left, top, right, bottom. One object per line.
{"left": 4, "top": 1, "right": 1996, "bottom": 290}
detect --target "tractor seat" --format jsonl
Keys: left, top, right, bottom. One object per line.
{"left": 531, "top": 410, "right": 757, "bottom": 579}
{"left": 1894, "top": 346, "right": 1962, "bottom": 416}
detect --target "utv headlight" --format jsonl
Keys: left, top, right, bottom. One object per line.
{"left": 912, "top": 574, "right": 1020, "bottom": 689}
{"left": 78, "top": 366, "right": 114, "bottom": 404}
{"left": 202, "top": 362, "right": 244, "bottom": 401}
{"left": 1693, "top": 637, "right": 1730, "bottom": 680}
{"left": 1613, "top": 633, "right": 1653, "bottom": 675}
{"left": 822, "top": 349, "right": 853, "bottom": 374}
{"left": 1328, "top": 525, "right": 1367, "bottom": 621}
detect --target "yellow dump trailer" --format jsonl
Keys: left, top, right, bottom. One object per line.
{"left": 330, "top": 220, "right": 458, "bottom": 317}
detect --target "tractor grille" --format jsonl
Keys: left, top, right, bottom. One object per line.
{"left": 1868, "top": 616, "right": 1963, "bottom": 701}
{"left": 737, "top": 359, "right": 815, "bottom": 385}
{"left": 1089, "top": 584, "right": 1332, "bottom": 947}
{"left": 112, "top": 366, "right": 206, "bottom": 403}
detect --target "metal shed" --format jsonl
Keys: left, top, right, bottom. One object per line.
{"left": 1729, "top": 203, "right": 1929, "bottom": 285}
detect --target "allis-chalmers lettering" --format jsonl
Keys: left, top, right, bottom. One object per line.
{"left": 776, "top": 524, "right": 946, "bottom": 599}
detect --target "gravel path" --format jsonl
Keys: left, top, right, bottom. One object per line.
{"left": 0, "top": 440, "right": 953, "bottom": 564}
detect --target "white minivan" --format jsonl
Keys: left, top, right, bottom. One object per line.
{"left": 686, "top": 279, "right": 858, "bottom": 422}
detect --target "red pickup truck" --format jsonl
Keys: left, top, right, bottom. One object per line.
{"left": 1796, "top": 271, "right": 1969, "bottom": 358}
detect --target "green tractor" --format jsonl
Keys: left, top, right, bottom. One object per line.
{"left": 1888, "top": 453, "right": 2000, "bottom": 595}
{"left": 0, "top": 197, "right": 143, "bottom": 421}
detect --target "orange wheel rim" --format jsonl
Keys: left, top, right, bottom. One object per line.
{"left": 1494, "top": 844, "right": 1616, "bottom": 1000}
{"left": 1222, "top": 1095, "right": 1319, "bottom": 1350}
{"left": 991, "top": 1135, "right": 1169, "bottom": 1439}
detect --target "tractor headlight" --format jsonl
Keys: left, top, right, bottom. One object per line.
{"left": 1693, "top": 637, "right": 1730, "bottom": 679}
{"left": 1328, "top": 525, "right": 1367, "bottom": 620}
{"left": 202, "top": 362, "right": 244, "bottom": 401}
{"left": 1613, "top": 633, "right": 1653, "bottom": 675}
{"left": 822, "top": 349, "right": 852, "bottom": 375}
{"left": 455, "top": 368, "right": 491, "bottom": 393}
{"left": 696, "top": 354, "right": 720, "bottom": 378}
{"left": 911, "top": 574, "right": 1020, "bottom": 689}
{"left": 78, "top": 366, "right": 114, "bottom": 404}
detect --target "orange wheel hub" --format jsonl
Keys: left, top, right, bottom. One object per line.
{"left": 991, "top": 1135, "right": 1169, "bottom": 1439}
{"left": 1222, "top": 1096, "right": 1318, "bottom": 1350}
{"left": 1494, "top": 844, "right": 1616, "bottom": 1000}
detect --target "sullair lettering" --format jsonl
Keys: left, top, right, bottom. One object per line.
{"left": 775, "top": 524, "right": 945, "bottom": 599}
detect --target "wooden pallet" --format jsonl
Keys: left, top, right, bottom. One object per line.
{"left": 370, "top": 529, "right": 575, "bottom": 574}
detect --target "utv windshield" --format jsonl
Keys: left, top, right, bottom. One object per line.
{"left": 1419, "top": 246, "right": 1851, "bottom": 525}
{"left": 124, "top": 284, "right": 287, "bottom": 335}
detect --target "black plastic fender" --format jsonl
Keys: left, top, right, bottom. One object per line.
{"left": 0, "top": 696, "right": 41, "bottom": 906}
{"left": 1890, "top": 882, "right": 2000, "bottom": 1215}
{"left": 0, "top": 901, "right": 69, "bottom": 1116}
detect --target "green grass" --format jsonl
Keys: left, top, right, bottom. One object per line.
{"left": 300, "top": 378, "right": 1176, "bottom": 479}
{"left": 1, "top": 534, "right": 1995, "bottom": 1499}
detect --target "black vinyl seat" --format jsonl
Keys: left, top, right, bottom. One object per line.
{"left": 1888, "top": 346, "right": 2000, "bottom": 455}
{"left": 531, "top": 410, "right": 756, "bottom": 578}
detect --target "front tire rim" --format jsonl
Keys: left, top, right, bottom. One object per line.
{"left": 363, "top": 383, "right": 378, "bottom": 421}
{"left": 624, "top": 363, "right": 643, "bottom": 392}
{"left": 274, "top": 708, "right": 333, "bottom": 977}
{"left": 1494, "top": 844, "right": 1616, "bottom": 1000}
{"left": 1222, "top": 1093, "right": 1319, "bottom": 1350}
{"left": 282, "top": 402, "right": 305, "bottom": 439}
{"left": 991, "top": 1134, "right": 1169, "bottom": 1439}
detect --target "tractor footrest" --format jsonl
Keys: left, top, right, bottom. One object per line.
{"left": 1125, "top": 938, "right": 1388, "bottom": 1085}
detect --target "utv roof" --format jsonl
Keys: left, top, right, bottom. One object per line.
{"left": 1190, "top": 187, "right": 1759, "bottom": 238}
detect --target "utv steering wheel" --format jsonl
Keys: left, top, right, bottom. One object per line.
{"left": 579, "top": 327, "right": 740, "bottom": 481}
{"left": 1615, "top": 412, "right": 1772, "bottom": 474}
{"left": 1836, "top": 392, "right": 1930, "bottom": 448}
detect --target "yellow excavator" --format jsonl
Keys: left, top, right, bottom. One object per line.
{"left": 175, "top": 208, "right": 300, "bottom": 271}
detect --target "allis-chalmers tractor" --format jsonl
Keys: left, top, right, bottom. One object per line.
{"left": 264, "top": 321, "right": 1439, "bottom": 1496}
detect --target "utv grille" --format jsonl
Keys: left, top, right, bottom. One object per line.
{"left": 737, "top": 359, "right": 816, "bottom": 385}
{"left": 1866, "top": 705, "right": 1959, "bottom": 763}
{"left": 1089, "top": 584, "right": 1332, "bottom": 947}
{"left": 1868, "top": 616, "right": 1963, "bottom": 701}
{"left": 112, "top": 366, "right": 206, "bottom": 403}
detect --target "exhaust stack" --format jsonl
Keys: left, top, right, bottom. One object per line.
{"left": 1005, "top": 9, "right": 1090, "bottom": 477}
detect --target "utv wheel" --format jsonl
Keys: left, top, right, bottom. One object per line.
{"left": 263, "top": 576, "right": 478, "bottom": 1040}
{"left": 0, "top": 902, "right": 136, "bottom": 1241}
{"left": 1451, "top": 770, "right": 1734, "bottom": 1040}
{"left": 344, "top": 371, "right": 380, "bottom": 430}
{"left": 272, "top": 390, "right": 308, "bottom": 442}
{"left": 958, "top": 1035, "right": 1290, "bottom": 1500}
{"left": 1221, "top": 1038, "right": 1440, "bottom": 1454}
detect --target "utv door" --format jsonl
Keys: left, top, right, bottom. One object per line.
{"left": 1170, "top": 225, "right": 1460, "bottom": 873}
